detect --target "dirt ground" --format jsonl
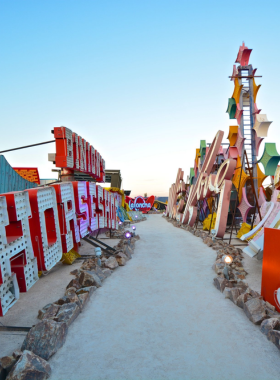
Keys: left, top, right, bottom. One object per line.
{"left": 0, "top": 234, "right": 120, "bottom": 357}
{"left": 48, "top": 215, "right": 280, "bottom": 380}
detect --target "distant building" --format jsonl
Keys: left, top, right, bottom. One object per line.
{"left": 155, "top": 196, "right": 168, "bottom": 203}
{"left": 105, "top": 170, "right": 122, "bottom": 188}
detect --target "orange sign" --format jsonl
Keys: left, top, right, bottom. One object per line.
{"left": 13, "top": 168, "right": 40, "bottom": 185}
{"left": 261, "top": 227, "right": 280, "bottom": 312}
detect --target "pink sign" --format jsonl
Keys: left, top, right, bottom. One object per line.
{"left": 167, "top": 130, "right": 237, "bottom": 238}
{"left": 127, "top": 195, "right": 155, "bottom": 213}
{"left": 183, "top": 131, "right": 236, "bottom": 237}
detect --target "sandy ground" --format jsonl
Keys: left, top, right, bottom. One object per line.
{"left": 0, "top": 235, "right": 120, "bottom": 357}
{"left": 48, "top": 215, "right": 280, "bottom": 380}
{"left": 242, "top": 254, "right": 263, "bottom": 293}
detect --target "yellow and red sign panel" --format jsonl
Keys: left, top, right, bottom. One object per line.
{"left": 13, "top": 167, "right": 40, "bottom": 184}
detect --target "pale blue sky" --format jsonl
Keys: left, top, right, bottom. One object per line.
{"left": 1, "top": 0, "right": 279, "bottom": 196}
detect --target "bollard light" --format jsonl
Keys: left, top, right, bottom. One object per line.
{"left": 94, "top": 247, "right": 102, "bottom": 266}
{"left": 135, "top": 215, "right": 138, "bottom": 219}
{"left": 222, "top": 255, "right": 233, "bottom": 280}
{"left": 95, "top": 247, "right": 102, "bottom": 257}
{"left": 132, "top": 225, "right": 136, "bottom": 231}
{"left": 119, "top": 221, "right": 123, "bottom": 225}
{"left": 125, "top": 232, "right": 131, "bottom": 239}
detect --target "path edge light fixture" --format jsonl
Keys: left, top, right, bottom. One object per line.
{"left": 125, "top": 232, "right": 131, "bottom": 239}
{"left": 222, "top": 254, "right": 233, "bottom": 280}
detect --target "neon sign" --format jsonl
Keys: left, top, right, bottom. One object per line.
{"left": 129, "top": 197, "right": 151, "bottom": 210}
{"left": 0, "top": 182, "right": 119, "bottom": 316}
{"left": 52, "top": 126, "right": 105, "bottom": 182}
{"left": 167, "top": 131, "right": 237, "bottom": 238}
{"left": 128, "top": 196, "right": 155, "bottom": 213}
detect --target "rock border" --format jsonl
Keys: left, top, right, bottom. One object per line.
{"left": 163, "top": 215, "right": 280, "bottom": 351}
{"left": 0, "top": 235, "right": 140, "bottom": 380}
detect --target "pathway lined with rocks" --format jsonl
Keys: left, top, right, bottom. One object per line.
{"left": 49, "top": 214, "right": 280, "bottom": 380}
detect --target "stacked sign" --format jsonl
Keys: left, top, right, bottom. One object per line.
{"left": 166, "top": 43, "right": 280, "bottom": 311}
{"left": 0, "top": 124, "right": 121, "bottom": 316}
{"left": 166, "top": 131, "right": 236, "bottom": 238}
{"left": 0, "top": 182, "right": 119, "bottom": 316}
{"left": 166, "top": 43, "right": 280, "bottom": 245}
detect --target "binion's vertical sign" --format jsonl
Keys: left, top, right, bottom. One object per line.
{"left": 51, "top": 126, "right": 105, "bottom": 182}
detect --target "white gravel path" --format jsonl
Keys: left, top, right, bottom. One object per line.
{"left": 49, "top": 214, "right": 280, "bottom": 380}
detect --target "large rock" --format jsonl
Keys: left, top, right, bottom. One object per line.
{"left": 94, "top": 266, "right": 106, "bottom": 281}
{"left": 265, "top": 301, "right": 276, "bottom": 312}
{"left": 131, "top": 237, "right": 137, "bottom": 245}
{"left": 102, "top": 269, "right": 112, "bottom": 278}
{"left": 65, "top": 287, "right": 77, "bottom": 296}
{"left": 261, "top": 318, "right": 280, "bottom": 336}
{"left": 55, "top": 296, "right": 72, "bottom": 306}
{"left": 243, "top": 298, "right": 267, "bottom": 325}
{"left": 117, "top": 240, "right": 125, "bottom": 249}
{"left": 267, "top": 330, "right": 280, "bottom": 350}
{"left": 124, "top": 246, "right": 133, "bottom": 259}
{"left": 236, "top": 281, "right": 248, "bottom": 293}
{"left": 227, "top": 287, "right": 241, "bottom": 304}
{"left": 12, "top": 352, "right": 23, "bottom": 361}
{"left": 246, "top": 287, "right": 260, "bottom": 298}
{"left": 80, "top": 258, "right": 97, "bottom": 271}
{"left": 67, "top": 292, "right": 80, "bottom": 303}
{"left": 78, "top": 293, "right": 90, "bottom": 309}
{"left": 54, "top": 303, "right": 80, "bottom": 326}
{"left": 41, "top": 304, "right": 60, "bottom": 321}
{"left": 70, "top": 269, "right": 80, "bottom": 277}
{"left": 66, "top": 278, "right": 81, "bottom": 290}
{"left": 21, "top": 320, "right": 68, "bottom": 360}
{"left": 37, "top": 304, "right": 53, "bottom": 320}
{"left": 236, "top": 293, "right": 249, "bottom": 309}
{"left": 265, "top": 308, "right": 280, "bottom": 319}
{"left": 212, "top": 245, "right": 222, "bottom": 251}
{"left": 6, "top": 350, "right": 51, "bottom": 380}
{"left": 213, "top": 262, "right": 225, "bottom": 274}
{"left": 213, "top": 277, "right": 233, "bottom": 293}
{"left": 129, "top": 241, "right": 135, "bottom": 250}
{"left": 204, "top": 237, "right": 213, "bottom": 247}
{"left": 223, "top": 287, "right": 231, "bottom": 299}
{"left": 62, "top": 289, "right": 79, "bottom": 303}
{"left": 76, "top": 286, "right": 96, "bottom": 296}
{"left": 0, "top": 356, "right": 17, "bottom": 375}
{"left": 115, "top": 252, "right": 128, "bottom": 266}
{"left": 79, "top": 271, "right": 102, "bottom": 288}
{"left": 104, "top": 257, "right": 119, "bottom": 270}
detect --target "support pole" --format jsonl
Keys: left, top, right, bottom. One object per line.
{"left": 208, "top": 197, "right": 215, "bottom": 235}
{"left": 229, "top": 153, "right": 245, "bottom": 245}
{"left": 244, "top": 150, "right": 262, "bottom": 221}
{"left": 0, "top": 140, "right": 55, "bottom": 154}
